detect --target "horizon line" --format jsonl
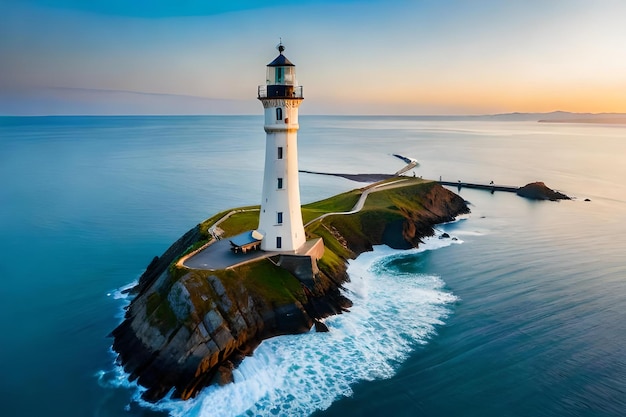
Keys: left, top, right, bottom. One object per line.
{"left": 3, "top": 111, "right": 626, "bottom": 118}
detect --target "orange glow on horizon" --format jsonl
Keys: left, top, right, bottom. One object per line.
{"left": 321, "top": 81, "right": 626, "bottom": 115}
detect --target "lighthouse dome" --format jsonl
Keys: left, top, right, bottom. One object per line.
{"left": 258, "top": 43, "right": 303, "bottom": 99}
{"left": 267, "top": 54, "right": 295, "bottom": 67}
{"left": 265, "top": 43, "right": 297, "bottom": 87}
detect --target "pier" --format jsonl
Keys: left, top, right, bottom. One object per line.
{"left": 302, "top": 170, "right": 520, "bottom": 193}
{"left": 438, "top": 180, "right": 519, "bottom": 193}
{"left": 300, "top": 171, "right": 569, "bottom": 200}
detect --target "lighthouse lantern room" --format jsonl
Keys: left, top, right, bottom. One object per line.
{"left": 256, "top": 43, "right": 306, "bottom": 252}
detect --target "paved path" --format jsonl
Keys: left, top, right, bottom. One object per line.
{"left": 304, "top": 178, "right": 410, "bottom": 227}
{"left": 184, "top": 177, "right": 419, "bottom": 271}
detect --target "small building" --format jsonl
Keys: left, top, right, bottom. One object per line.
{"left": 229, "top": 230, "right": 264, "bottom": 254}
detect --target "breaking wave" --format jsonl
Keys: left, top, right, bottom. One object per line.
{"left": 103, "top": 233, "right": 462, "bottom": 416}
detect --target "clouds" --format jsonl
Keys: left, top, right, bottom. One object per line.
{"left": 1, "top": 0, "right": 625, "bottom": 115}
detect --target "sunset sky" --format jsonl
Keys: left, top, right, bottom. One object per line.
{"left": 1, "top": 0, "right": 625, "bottom": 115}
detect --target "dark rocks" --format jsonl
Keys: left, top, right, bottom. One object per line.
{"left": 212, "top": 361, "right": 235, "bottom": 386}
{"left": 314, "top": 320, "right": 329, "bottom": 332}
{"left": 112, "top": 265, "right": 350, "bottom": 402}
{"left": 398, "top": 184, "right": 469, "bottom": 247}
{"left": 273, "top": 303, "right": 312, "bottom": 334}
{"left": 516, "top": 182, "right": 571, "bottom": 201}
{"left": 112, "top": 181, "right": 470, "bottom": 403}
{"left": 440, "top": 232, "right": 450, "bottom": 239}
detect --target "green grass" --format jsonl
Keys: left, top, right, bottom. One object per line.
{"left": 212, "top": 259, "right": 305, "bottom": 306}
{"left": 198, "top": 205, "right": 259, "bottom": 238}
{"left": 303, "top": 180, "right": 438, "bottom": 268}
{"left": 301, "top": 190, "right": 361, "bottom": 223}
{"left": 240, "top": 260, "right": 305, "bottom": 305}
{"left": 219, "top": 210, "right": 260, "bottom": 237}
{"left": 362, "top": 180, "right": 433, "bottom": 211}
{"left": 317, "top": 244, "right": 346, "bottom": 276}
{"left": 315, "top": 215, "right": 360, "bottom": 250}
{"left": 212, "top": 190, "right": 362, "bottom": 236}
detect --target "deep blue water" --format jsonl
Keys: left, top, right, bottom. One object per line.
{"left": 1, "top": 116, "right": 625, "bottom": 416}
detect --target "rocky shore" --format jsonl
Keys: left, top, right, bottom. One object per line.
{"left": 111, "top": 180, "right": 469, "bottom": 402}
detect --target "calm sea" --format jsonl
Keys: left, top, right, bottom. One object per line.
{"left": 1, "top": 116, "right": 625, "bottom": 417}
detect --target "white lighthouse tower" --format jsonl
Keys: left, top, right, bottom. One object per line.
{"left": 256, "top": 43, "right": 306, "bottom": 252}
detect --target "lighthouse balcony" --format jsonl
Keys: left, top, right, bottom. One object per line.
{"left": 258, "top": 85, "right": 303, "bottom": 99}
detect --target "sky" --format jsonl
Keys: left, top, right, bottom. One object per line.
{"left": 1, "top": 0, "right": 626, "bottom": 115}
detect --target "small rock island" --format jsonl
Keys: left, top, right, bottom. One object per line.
{"left": 112, "top": 178, "right": 470, "bottom": 402}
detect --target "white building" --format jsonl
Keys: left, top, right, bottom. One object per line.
{"left": 256, "top": 44, "right": 306, "bottom": 252}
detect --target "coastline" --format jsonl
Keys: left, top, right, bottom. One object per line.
{"left": 134, "top": 236, "right": 463, "bottom": 416}
{"left": 111, "top": 179, "right": 469, "bottom": 402}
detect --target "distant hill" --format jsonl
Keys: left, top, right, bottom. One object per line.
{"left": 327, "top": 112, "right": 626, "bottom": 124}
{"left": 484, "top": 111, "right": 626, "bottom": 124}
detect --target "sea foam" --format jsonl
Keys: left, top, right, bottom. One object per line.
{"left": 106, "top": 232, "right": 461, "bottom": 417}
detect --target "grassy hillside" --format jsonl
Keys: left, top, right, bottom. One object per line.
{"left": 168, "top": 178, "right": 462, "bottom": 308}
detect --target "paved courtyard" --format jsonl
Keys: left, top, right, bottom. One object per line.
{"left": 182, "top": 239, "right": 271, "bottom": 270}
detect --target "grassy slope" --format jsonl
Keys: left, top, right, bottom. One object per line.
{"left": 173, "top": 179, "right": 437, "bottom": 308}
{"left": 306, "top": 179, "right": 434, "bottom": 275}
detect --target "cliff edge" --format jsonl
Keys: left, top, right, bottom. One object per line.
{"left": 111, "top": 179, "right": 469, "bottom": 402}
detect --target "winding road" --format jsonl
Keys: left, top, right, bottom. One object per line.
{"left": 182, "top": 177, "right": 421, "bottom": 270}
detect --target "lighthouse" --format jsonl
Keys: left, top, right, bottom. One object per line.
{"left": 256, "top": 43, "right": 306, "bottom": 252}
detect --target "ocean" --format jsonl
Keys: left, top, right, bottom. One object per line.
{"left": 1, "top": 115, "right": 625, "bottom": 417}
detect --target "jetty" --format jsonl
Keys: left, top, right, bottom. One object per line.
{"left": 438, "top": 180, "right": 518, "bottom": 193}
{"left": 300, "top": 171, "right": 570, "bottom": 201}
{"left": 439, "top": 180, "right": 570, "bottom": 201}
{"left": 301, "top": 170, "right": 519, "bottom": 193}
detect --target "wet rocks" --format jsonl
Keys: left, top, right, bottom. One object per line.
{"left": 111, "top": 181, "right": 470, "bottom": 402}
{"left": 516, "top": 182, "right": 571, "bottom": 201}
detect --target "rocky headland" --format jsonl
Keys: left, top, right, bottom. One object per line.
{"left": 111, "top": 179, "right": 469, "bottom": 402}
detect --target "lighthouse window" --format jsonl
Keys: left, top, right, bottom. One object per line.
{"left": 276, "top": 108, "right": 283, "bottom": 121}
{"left": 276, "top": 236, "right": 282, "bottom": 249}
{"left": 275, "top": 67, "right": 284, "bottom": 84}
{"left": 277, "top": 212, "right": 283, "bottom": 224}
{"left": 277, "top": 178, "right": 283, "bottom": 189}
{"left": 277, "top": 147, "right": 283, "bottom": 159}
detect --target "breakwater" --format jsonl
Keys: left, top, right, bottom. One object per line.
{"left": 438, "top": 180, "right": 518, "bottom": 193}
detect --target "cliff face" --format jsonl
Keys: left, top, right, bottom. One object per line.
{"left": 308, "top": 181, "right": 470, "bottom": 256}
{"left": 111, "top": 180, "right": 469, "bottom": 402}
{"left": 113, "top": 259, "right": 351, "bottom": 402}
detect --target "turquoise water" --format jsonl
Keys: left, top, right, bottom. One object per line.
{"left": 1, "top": 116, "right": 625, "bottom": 416}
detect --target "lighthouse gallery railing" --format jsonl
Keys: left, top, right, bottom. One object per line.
{"left": 258, "top": 85, "right": 303, "bottom": 99}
